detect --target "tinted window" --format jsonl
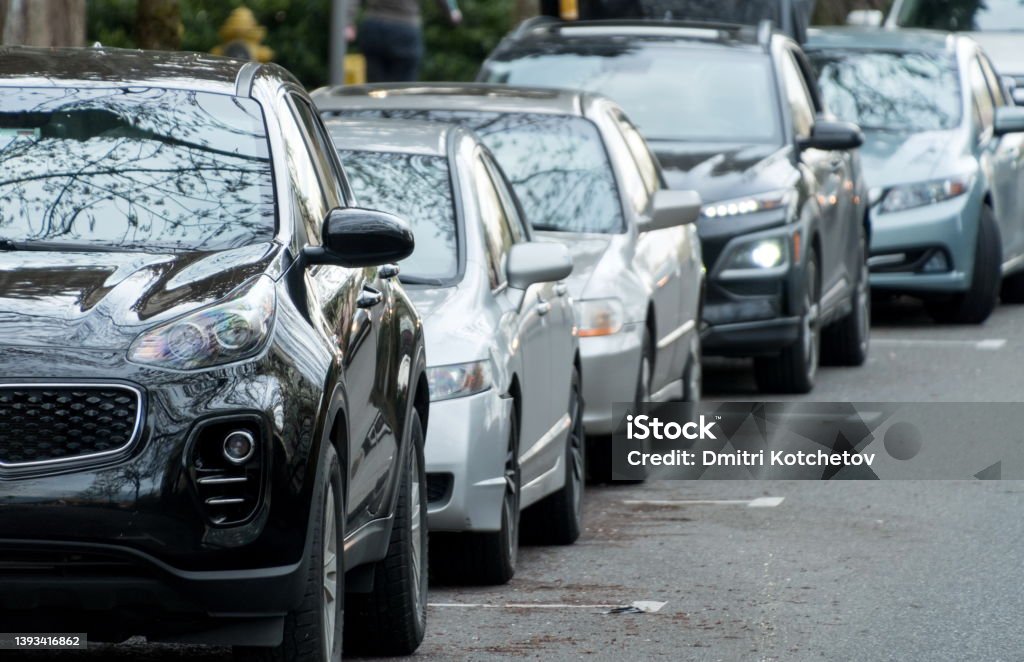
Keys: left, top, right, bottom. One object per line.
{"left": 330, "top": 109, "right": 624, "bottom": 234}
{"left": 0, "top": 87, "right": 274, "bottom": 252}
{"left": 483, "top": 48, "right": 782, "bottom": 144}
{"left": 811, "top": 50, "right": 963, "bottom": 131}
{"left": 339, "top": 149, "right": 457, "bottom": 282}
{"left": 896, "top": 0, "right": 1024, "bottom": 31}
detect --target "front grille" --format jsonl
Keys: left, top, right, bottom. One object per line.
{"left": 0, "top": 384, "right": 143, "bottom": 468}
{"left": 0, "top": 548, "right": 155, "bottom": 578}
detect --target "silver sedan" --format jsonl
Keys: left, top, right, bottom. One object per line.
{"left": 326, "top": 118, "right": 581, "bottom": 585}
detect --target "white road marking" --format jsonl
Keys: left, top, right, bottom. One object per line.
{"left": 874, "top": 337, "right": 1006, "bottom": 350}
{"left": 624, "top": 497, "right": 785, "bottom": 508}
{"left": 429, "top": 600, "right": 666, "bottom": 611}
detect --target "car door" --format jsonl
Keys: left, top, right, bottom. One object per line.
{"left": 781, "top": 47, "right": 852, "bottom": 307}
{"left": 976, "top": 52, "right": 1024, "bottom": 261}
{"left": 287, "top": 93, "right": 394, "bottom": 531}
{"left": 471, "top": 151, "right": 555, "bottom": 488}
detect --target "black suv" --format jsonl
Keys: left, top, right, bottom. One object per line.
{"left": 481, "top": 20, "right": 870, "bottom": 393}
{"left": 0, "top": 48, "right": 429, "bottom": 660}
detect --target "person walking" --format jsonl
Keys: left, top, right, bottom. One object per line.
{"left": 347, "top": 0, "right": 462, "bottom": 83}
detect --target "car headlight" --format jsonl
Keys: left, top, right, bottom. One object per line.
{"left": 727, "top": 237, "right": 788, "bottom": 270}
{"left": 703, "top": 190, "right": 794, "bottom": 219}
{"left": 128, "top": 276, "right": 276, "bottom": 370}
{"left": 427, "top": 361, "right": 493, "bottom": 401}
{"left": 575, "top": 299, "right": 624, "bottom": 337}
{"left": 878, "top": 176, "right": 971, "bottom": 214}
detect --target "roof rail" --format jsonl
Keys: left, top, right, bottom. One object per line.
{"left": 757, "top": 19, "right": 773, "bottom": 50}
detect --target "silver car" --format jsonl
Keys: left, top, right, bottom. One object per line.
{"left": 325, "top": 118, "right": 580, "bottom": 585}
{"left": 313, "top": 84, "right": 704, "bottom": 482}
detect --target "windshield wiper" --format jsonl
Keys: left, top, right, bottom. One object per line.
{"left": 0, "top": 239, "right": 140, "bottom": 253}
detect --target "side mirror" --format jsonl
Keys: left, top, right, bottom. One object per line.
{"left": 995, "top": 106, "right": 1024, "bottom": 136}
{"left": 638, "top": 190, "right": 702, "bottom": 233}
{"left": 799, "top": 120, "right": 864, "bottom": 151}
{"left": 303, "top": 208, "right": 415, "bottom": 268}
{"left": 506, "top": 243, "right": 573, "bottom": 290}
{"left": 1014, "top": 88, "right": 1024, "bottom": 107}
{"left": 846, "top": 9, "right": 883, "bottom": 27}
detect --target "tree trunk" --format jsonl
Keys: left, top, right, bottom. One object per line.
{"left": 136, "top": 0, "right": 181, "bottom": 51}
{"left": 1, "top": 0, "right": 86, "bottom": 47}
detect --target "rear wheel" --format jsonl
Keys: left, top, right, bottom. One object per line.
{"left": 823, "top": 224, "right": 870, "bottom": 366}
{"left": 522, "top": 367, "right": 585, "bottom": 545}
{"left": 344, "top": 413, "right": 427, "bottom": 656}
{"left": 234, "top": 444, "right": 343, "bottom": 662}
{"left": 754, "top": 250, "right": 820, "bottom": 394}
{"left": 926, "top": 205, "right": 1001, "bottom": 324}
{"left": 431, "top": 414, "right": 519, "bottom": 585}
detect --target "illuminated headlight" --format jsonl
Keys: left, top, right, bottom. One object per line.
{"left": 703, "top": 190, "right": 793, "bottom": 219}
{"left": 878, "top": 176, "right": 972, "bottom": 214}
{"left": 128, "top": 276, "right": 275, "bottom": 370}
{"left": 575, "top": 298, "right": 625, "bottom": 338}
{"left": 725, "top": 238, "right": 788, "bottom": 271}
{"left": 427, "top": 361, "right": 492, "bottom": 401}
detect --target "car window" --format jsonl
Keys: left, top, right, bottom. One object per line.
{"left": 472, "top": 154, "right": 515, "bottom": 289}
{"left": 810, "top": 49, "right": 962, "bottom": 131}
{"left": 0, "top": 87, "right": 275, "bottom": 252}
{"left": 780, "top": 50, "right": 816, "bottom": 140}
{"left": 978, "top": 54, "right": 1007, "bottom": 108}
{"left": 339, "top": 148, "right": 458, "bottom": 282}
{"left": 611, "top": 108, "right": 660, "bottom": 196}
{"left": 969, "top": 57, "right": 995, "bottom": 132}
{"left": 290, "top": 95, "right": 345, "bottom": 210}
{"left": 481, "top": 152, "right": 528, "bottom": 244}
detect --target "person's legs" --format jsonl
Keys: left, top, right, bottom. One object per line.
{"left": 357, "top": 18, "right": 423, "bottom": 83}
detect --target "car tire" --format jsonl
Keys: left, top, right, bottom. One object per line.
{"left": 343, "top": 412, "right": 427, "bottom": 656}
{"left": 926, "top": 205, "right": 1001, "bottom": 325}
{"left": 682, "top": 331, "right": 702, "bottom": 402}
{"left": 431, "top": 413, "right": 520, "bottom": 585}
{"left": 754, "top": 250, "right": 820, "bottom": 394}
{"left": 823, "top": 224, "right": 870, "bottom": 366}
{"left": 522, "top": 366, "right": 585, "bottom": 546}
{"left": 234, "top": 443, "right": 344, "bottom": 662}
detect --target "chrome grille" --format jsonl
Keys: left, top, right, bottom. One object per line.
{"left": 0, "top": 384, "right": 143, "bottom": 468}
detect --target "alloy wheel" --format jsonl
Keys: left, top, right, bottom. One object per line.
{"left": 322, "top": 482, "right": 339, "bottom": 660}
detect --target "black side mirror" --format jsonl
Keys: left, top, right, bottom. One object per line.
{"left": 798, "top": 120, "right": 864, "bottom": 152}
{"left": 303, "top": 208, "right": 415, "bottom": 268}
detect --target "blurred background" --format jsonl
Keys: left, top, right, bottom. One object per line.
{"left": 0, "top": 0, "right": 894, "bottom": 87}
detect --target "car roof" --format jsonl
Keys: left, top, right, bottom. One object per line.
{"left": 312, "top": 83, "right": 584, "bottom": 117}
{"left": 0, "top": 45, "right": 284, "bottom": 94}
{"left": 496, "top": 18, "right": 773, "bottom": 54}
{"left": 805, "top": 27, "right": 959, "bottom": 55}
{"left": 324, "top": 117, "right": 459, "bottom": 158}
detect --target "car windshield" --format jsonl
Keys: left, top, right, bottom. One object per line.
{"left": 895, "top": 0, "right": 1024, "bottom": 31}
{"left": 810, "top": 50, "right": 962, "bottom": 131}
{"left": 483, "top": 49, "right": 782, "bottom": 144}
{"left": 329, "top": 109, "right": 624, "bottom": 234}
{"left": 339, "top": 149, "right": 458, "bottom": 281}
{"left": 0, "top": 87, "right": 275, "bottom": 252}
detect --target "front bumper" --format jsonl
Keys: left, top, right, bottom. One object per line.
{"left": 867, "top": 194, "right": 979, "bottom": 294}
{"left": 578, "top": 322, "right": 644, "bottom": 436}
{"left": 424, "top": 388, "right": 513, "bottom": 533}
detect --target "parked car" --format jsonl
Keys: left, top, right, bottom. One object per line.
{"left": 885, "top": 0, "right": 1024, "bottom": 106}
{"left": 313, "top": 84, "right": 704, "bottom": 480}
{"left": 481, "top": 20, "right": 869, "bottom": 393}
{"left": 807, "top": 28, "right": 1024, "bottom": 323}
{"left": 0, "top": 47, "right": 430, "bottom": 661}
{"left": 324, "top": 117, "right": 579, "bottom": 584}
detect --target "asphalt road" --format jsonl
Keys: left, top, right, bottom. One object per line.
{"left": 14, "top": 297, "right": 1024, "bottom": 661}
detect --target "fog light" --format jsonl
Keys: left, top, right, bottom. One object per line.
{"left": 223, "top": 430, "right": 256, "bottom": 464}
{"left": 922, "top": 251, "right": 950, "bottom": 273}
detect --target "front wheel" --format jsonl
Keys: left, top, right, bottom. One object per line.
{"left": 754, "top": 250, "right": 820, "bottom": 394}
{"left": 823, "top": 224, "right": 870, "bottom": 366}
{"left": 344, "top": 412, "right": 428, "bottom": 656}
{"left": 926, "top": 205, "right": 1001, "bottom": 325}
{"left": 235, "top": 444, "right": 344, "bottom": 662}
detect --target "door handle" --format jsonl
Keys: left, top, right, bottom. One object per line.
{"left": 357, "top": 284, "right": 383, "bottom": 309}
{"left": 555, "top": 283, "right": 568, "bottom": 297}
{"left": 536, "top": 300, "right": 552, "bottom": 317}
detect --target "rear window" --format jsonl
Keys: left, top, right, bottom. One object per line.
{"left": 0, "top": 87, "right": 275, "bottom": 252}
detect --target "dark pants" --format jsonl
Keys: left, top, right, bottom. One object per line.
{"left": 357, "top": 17, "right": 424, "bottom": 83}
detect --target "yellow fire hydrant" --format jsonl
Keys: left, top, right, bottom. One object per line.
{"left": 211, "top": 7, "right": 274, "bottom": 62}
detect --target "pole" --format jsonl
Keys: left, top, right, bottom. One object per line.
{"left": 329, "top": 0, "right": 349, "bottom": 85}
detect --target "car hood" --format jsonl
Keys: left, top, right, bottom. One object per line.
{"left": 859, "top": 129, "right": 967, "bottom": 189}
{"left": 649, "top": 141, "right": 794, "bottom": 204}
{"left": 969, "top": 33, "right": 1024, "bottom": 77}
{"left": 0, "top": 242, "right": 283, "bottom": 351}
